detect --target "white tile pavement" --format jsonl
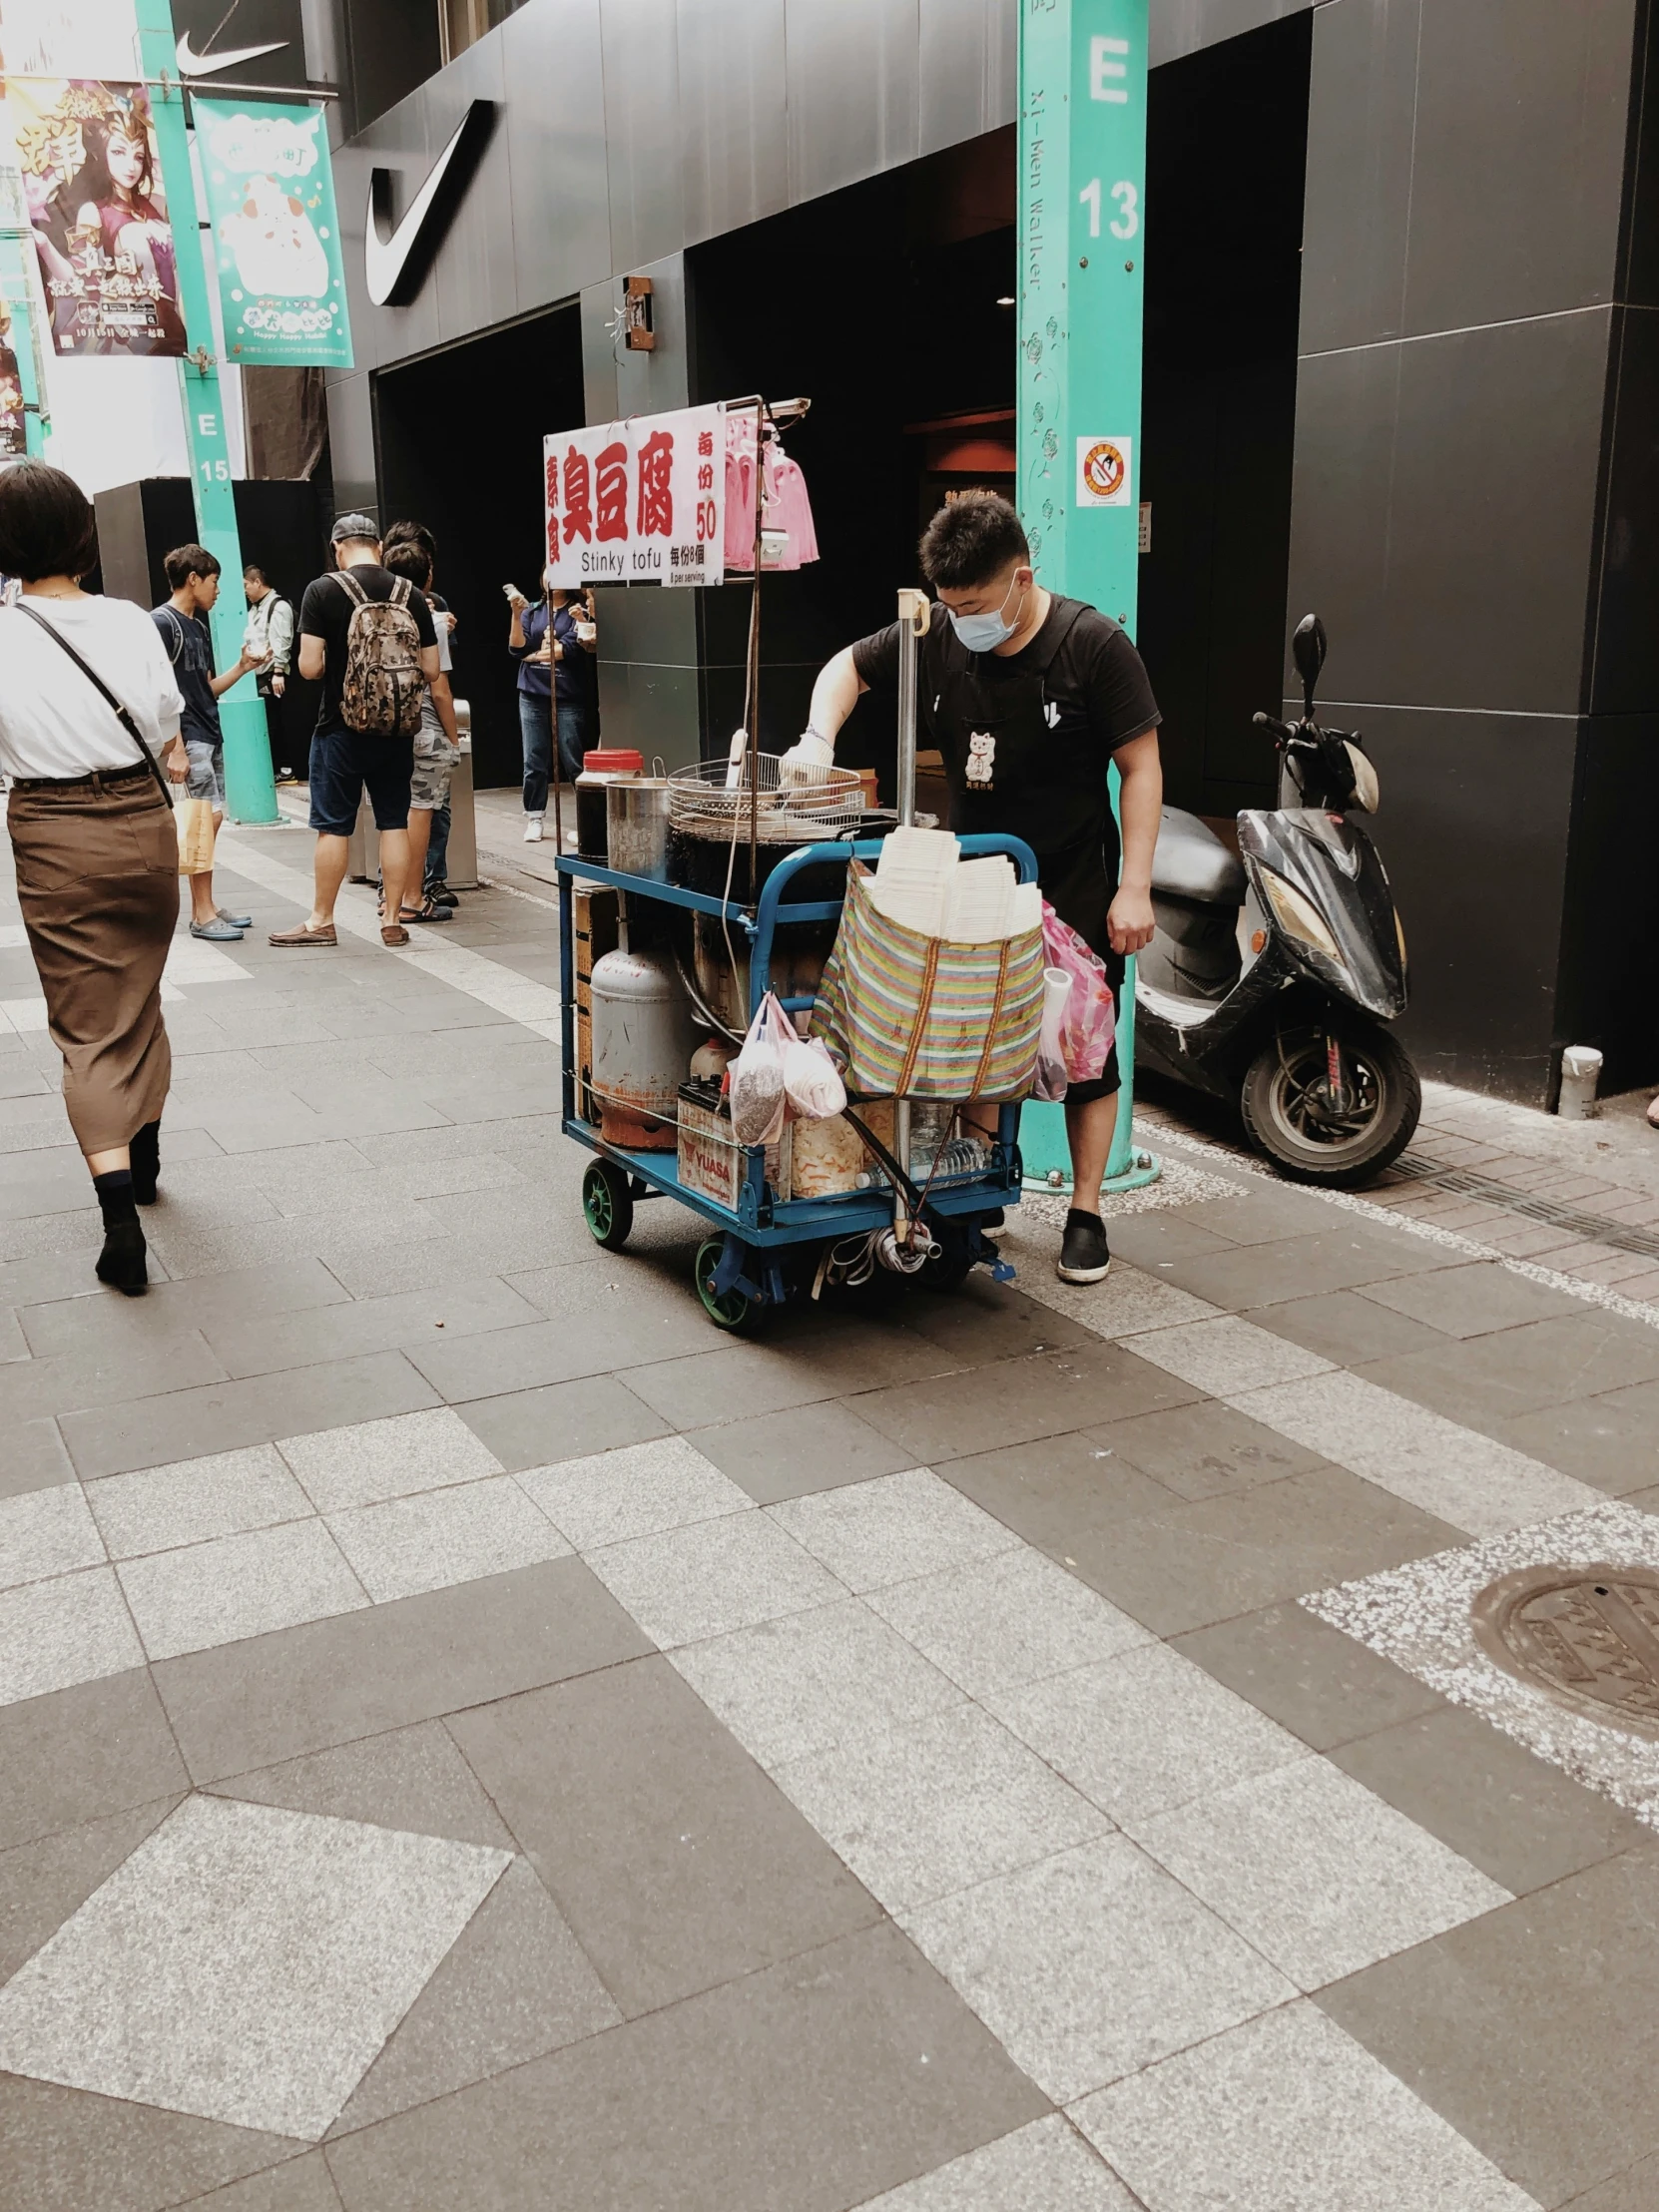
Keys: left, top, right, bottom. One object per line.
{"left": 987, "top": 1641, "right": 1309, "bottom": 1829}
{"left": 0, "top": 1794, "right": 508, "bottom": 2139}
{"left": 898, "top": 1836, "right": 1297, "bottom": 2104}
{"left": 1131, "top": 1753, "right": 1509, "bottom": 1989}
{"left": 864, "top": 1544, "right": 1154, "bottom": 1701}
{"left": 117, "top": 1517, "right": 370, "bottom": 1662}
{"left": 86, "top": 1444, "right": 312, "bottom": 1558}
{"left": 769, "top": 1467, "right": 1020, "bottom": 1592}
{"left": 775, "top": 1700, "right": 1110, "bottom": 1913}
{"left": 671, "top": 1596, "right": 965, "bottom": 1770}
{"left": 852, "top": 2114, "right": 1139, "bottom": 2209}
{"left": 1071, "top": 2000, "right": 1540, "bottom": 2212}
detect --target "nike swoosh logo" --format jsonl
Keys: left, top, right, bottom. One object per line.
{"left": 365, "top": 101, "right": 495, "bottom": 307}
{"left": 175, "top": 31, "right": 290, "bottom": 76}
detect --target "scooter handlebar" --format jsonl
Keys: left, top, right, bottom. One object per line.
{"left": 1252, "top": 711, "right": 1296, "bottom": 743}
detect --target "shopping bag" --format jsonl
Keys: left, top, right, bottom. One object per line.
{"left": 176, "top": 797, "right": 217, "bottom": 877}
{"left": 811, "top": 865, "right": 1045, "bottom": 1100}
{"left": 730, "top": 991, "right": 793, "bottom": 1146}
{"left": 1032, "top": 967, "right": 1072, "bottom": 1101}
{"left": 1041, "top": 901, "right": 1116, "bottom": 1082}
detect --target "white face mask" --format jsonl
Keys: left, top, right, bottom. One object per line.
{"left": 946, "top": 572, "right": 1025, "bottom": 652}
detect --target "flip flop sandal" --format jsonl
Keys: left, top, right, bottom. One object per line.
{"left": 401, "top": 899, "right": 451, "bottom": 923}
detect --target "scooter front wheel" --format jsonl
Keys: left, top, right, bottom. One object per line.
{"left": 1241, "top": 1023, "right": 1419, "bottom": 1188}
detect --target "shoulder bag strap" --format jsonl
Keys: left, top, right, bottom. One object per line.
{"left": 158, "top": 604, "right": 186, "bottom": 664}
{"left": 11, "top": 602, "right": 176, "bottom": 810}
{"left": 334, "top": 571, "right": 367, "bottom": 609}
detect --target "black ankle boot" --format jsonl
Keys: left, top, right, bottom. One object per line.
{"left": 93, "top": 1170, "right": 148, "bottom": 1296}
{"left": 129, "top": 1120, "right": 161, "bottom": 1205}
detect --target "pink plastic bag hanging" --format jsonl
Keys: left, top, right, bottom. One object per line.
{"left": 1041, "top": 902, "right": 1117, "bottom": 1082}
{"left": 730, "top": 991, "right": 793, "bottom": 1146}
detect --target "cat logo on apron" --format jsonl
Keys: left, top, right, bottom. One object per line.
{"left": 965, "top": 731, "right": 995, "bottom": 788}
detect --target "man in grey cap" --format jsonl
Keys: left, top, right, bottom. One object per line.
{"left": 272, "top": 514, "right": 439, "bottom": 949}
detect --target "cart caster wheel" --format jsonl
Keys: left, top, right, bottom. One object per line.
{"left": 694, "top": 1236, "right": 768, "bottom": 1335}
{"left": 583, "top": 1161, "right": 633, "bottom": 1251}
{"left": 921, "top": 1249, "right": 975, "bottom": 1293}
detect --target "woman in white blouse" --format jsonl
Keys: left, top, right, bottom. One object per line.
{"left": 0, "top": 460, "right": 189, "bottom": 1294}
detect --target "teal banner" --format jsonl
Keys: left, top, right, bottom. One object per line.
{"left": 193, "top": 99, "right": 352, "bottom": 369}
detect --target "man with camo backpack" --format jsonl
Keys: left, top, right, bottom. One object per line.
{"left": 271, "top": 513, "right": 439, "bottom": 950}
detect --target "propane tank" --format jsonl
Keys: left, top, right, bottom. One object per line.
{"left": 591, "top": 945, "right": 700, "bottom": 1150}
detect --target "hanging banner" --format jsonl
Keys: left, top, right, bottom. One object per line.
{"left": 5, "top": 78, "right": 186, "bottom": 355}
{"left": 192, "top": 99, "right": 352, "bottom": 369}
{"left": 544, "top": 402, "right": 725, "bottom": 587}
{"left": 0, "top": 325, "right": 22, "bottom": 454}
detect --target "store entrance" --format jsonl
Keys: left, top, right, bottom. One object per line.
{"left": 1139, "top": 13, "right": 1313, "bottom": 818}
{"left": 373, "top": 303, "right": 585, "bottom": 790}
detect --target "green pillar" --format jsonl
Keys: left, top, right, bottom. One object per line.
{"left": 1018, "top": 0, "right": 1156, "bottom": 1193}
{"left": 134, "top": 0, "right": 278, "bottom": 825}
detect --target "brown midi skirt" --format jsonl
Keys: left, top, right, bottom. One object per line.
{"left": 8, "top": 772, "right": 178, "bottom": 1156}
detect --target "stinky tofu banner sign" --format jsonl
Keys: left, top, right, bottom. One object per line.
{"left": 544, "top": 403, "right": 726, "bottom": 588}
{"left": 193, "top": 99, "right": 352, "bottom": 368}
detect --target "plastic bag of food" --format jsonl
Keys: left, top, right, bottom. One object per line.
{"left": 783, "top": 1030, "right": 846, "bottom": 1121}
{"left": 730, "top": 991, "right": 792, "bottom": 1145}
{"left": 1041, "top": 902, "right": 1116, "bottom": 1081}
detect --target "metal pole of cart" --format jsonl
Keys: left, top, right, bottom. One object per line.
{"left": 892, "top": 588, "right": 929, "bottom": 1201}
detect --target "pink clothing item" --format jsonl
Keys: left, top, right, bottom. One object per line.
{"left": 723, "top": 410, "right": 820, "bottom": 571}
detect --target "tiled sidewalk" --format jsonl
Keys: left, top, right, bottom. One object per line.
{"left": 2, "top": 819, "right": 1659, "bottom": 2209}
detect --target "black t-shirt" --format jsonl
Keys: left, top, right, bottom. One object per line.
{"left": 851, "top": 596, "right": 1160, "bottom": 762}
{"left": 298, "top": 563, "right": 437, "bottom": 737}
{"left": 851, "top": 595, "right": 1161, "bottom": 953}
{"left": 152, "top": 604, "right": 221, "bottom": 747}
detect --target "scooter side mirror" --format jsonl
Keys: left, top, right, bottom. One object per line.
{"left": 1292, "top": 614, "right": 1327, "bottom": 717}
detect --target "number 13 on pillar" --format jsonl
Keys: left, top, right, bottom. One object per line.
{"left": 1018, "top": 0, "right": 1147, "bottom": 629}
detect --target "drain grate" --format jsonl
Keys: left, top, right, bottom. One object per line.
{"left": 1392, "top": 1154, "right": 1659, "bottom": 1262}
{"left": 1472, "top": 1565, "right": 1659, "bottom": 1739}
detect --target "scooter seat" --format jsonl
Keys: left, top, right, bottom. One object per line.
{"left": 1152, "top": 807, "right": 1247, "bottom": 906}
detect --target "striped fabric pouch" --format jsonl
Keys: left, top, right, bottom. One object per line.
{"left": 810, "top": 863, "right": 1045, "bottom": 1099}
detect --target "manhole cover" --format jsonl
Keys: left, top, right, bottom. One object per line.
{"left": 1472, "top": 1565, "right": 1659, "bottom": 1740}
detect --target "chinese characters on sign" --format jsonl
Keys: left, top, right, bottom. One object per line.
{"left": 7, "top": 79, "right": 186, "bottom": 356}
{"left": 193, "top": 101, "right": 353, "bottom": 370}
{"left": 543, "top": 403, "right": 726, "bottom": 588}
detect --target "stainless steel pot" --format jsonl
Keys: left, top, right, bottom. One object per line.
{"left": 606, "top": 776, "right": 672, "bottom": 880}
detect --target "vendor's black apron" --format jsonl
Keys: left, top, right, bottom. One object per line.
{"left": 932, "top": 600, "right": 1116, "bottom": 959}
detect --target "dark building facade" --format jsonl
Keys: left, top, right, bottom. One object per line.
{"left": 310, "top": 0, "right": 1659, "bottom": 1107}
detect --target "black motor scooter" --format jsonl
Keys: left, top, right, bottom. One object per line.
{"left": 1134, "top": 614, "right": 1419, "bottom": 1186}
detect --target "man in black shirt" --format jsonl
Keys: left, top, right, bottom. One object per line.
{"left": 785, "top": 493, "right": 1163, "bottom": 1284}
{"left": 271, "top": 514, "right": 438, "bottom": 950}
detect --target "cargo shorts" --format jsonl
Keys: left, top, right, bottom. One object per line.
{"left": 184, "top": 734, "right": 226, "bottom": 810}
{"left": 409, "top": 721, "right": 458, "bottom": 814}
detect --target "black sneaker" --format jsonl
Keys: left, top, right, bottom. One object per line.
{"left": 1057, "top": 1207, "right": 1111, "bottom": 1284}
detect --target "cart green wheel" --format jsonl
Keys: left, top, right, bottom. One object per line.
{"left": 582, "top": 1161, "right": 633, "bottom": 1251}
{"left": 694, "top": 1236, "right": 768, "bottom": 1335}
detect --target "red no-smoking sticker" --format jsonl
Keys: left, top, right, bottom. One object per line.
{"left": 1076, "top": 435, "right": 1133, "bottom": 507}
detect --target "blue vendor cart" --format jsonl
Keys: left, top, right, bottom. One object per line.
{"left": 555, "top": 830, "right": 1041, "bottom": 1333}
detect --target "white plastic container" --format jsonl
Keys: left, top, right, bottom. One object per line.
{"left": 1558, "top": 1044, "right": 1603, "bottom": 1120}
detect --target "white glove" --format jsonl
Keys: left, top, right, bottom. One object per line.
{"left": 779, "top": 728, "right": 834, "bottom": 788}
